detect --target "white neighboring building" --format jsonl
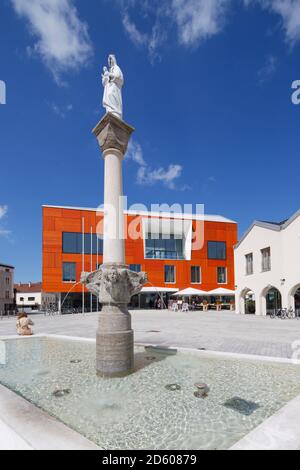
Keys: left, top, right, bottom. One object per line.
{"left": 15, "top": 283, "right": 56, "bottom": 311}
{"left": 235, "top": 210, "right": 300, "bottom": 316}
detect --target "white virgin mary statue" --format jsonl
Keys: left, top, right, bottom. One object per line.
{"left": 102, "top": 54, "right": 124, "bottom": 120}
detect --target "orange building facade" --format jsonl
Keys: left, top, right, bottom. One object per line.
{"left": 42, "top": 205, "right": 238, "bottom": 311}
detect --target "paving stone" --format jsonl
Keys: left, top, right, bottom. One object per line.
{"left": 1, "top": 311, "right": 300, "bottom": 359}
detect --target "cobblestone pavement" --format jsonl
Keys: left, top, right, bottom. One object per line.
{"left": 1, "top": 310, "right": 300, "bottom": 359}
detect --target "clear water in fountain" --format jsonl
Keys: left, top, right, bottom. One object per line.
{"left": 0, "top": 337, "right": 300, "bottom": 450}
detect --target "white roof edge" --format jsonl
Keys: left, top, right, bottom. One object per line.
{"left": 235, "top": 209, "right": 300, "bottom": 249}
{"left": 42, "top": 205, "right": 237, "bottom": 224}
{"left": 235, "top": 221, "right": 280, "bottom": 249}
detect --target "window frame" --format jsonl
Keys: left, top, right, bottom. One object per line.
{"left": 261, "top": 247, "right": 271, "bottom": 272}
{"left": 208, "top": 241, "right": 227, "bottom": 260}
{"left": 62, "top": 232, "right": 103, "bottom": 255}
{"left": 217, "top": 266, "right": 227, "bottom": 285}
{"left": 245, "top": 253, "right": 254, "bottom": 276}
{"left": 191, "top": 266, "right": 201, "bottom": 284}
{"left": 62, "top": 262, "right": 77, "bottom": 283}
{"left": 145, "top": 234, "right": 185, "bottom": 260}
{"left": 130, "top": 264, "right": 142, "bottom": 273}
{"left": 164, "top": 265, "right": 176, "bottom": 284}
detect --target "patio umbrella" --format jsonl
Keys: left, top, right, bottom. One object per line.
{"left": 174, "top": 288, "right": 210, "bottom": 297}
{"left": 207, "top": 288, "right": 235, "bottom": 296}
{"left": 207, "top": 288, "right": 235, "bottom": 308}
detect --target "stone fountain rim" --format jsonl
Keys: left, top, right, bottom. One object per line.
{"left": 1, "top": 333, "right": 300, "bottom": 451}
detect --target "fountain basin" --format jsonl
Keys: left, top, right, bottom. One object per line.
{"left": 0, "top": 335, "right": 300, "bottom": 450}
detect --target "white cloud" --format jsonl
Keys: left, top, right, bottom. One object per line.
{"left": 202, "top": 175, "right": 217, "bottom": 193}
{"left": 119, "top": 0, "right": 231, "bottom": 59}
{"left": 50, "top": 102, "right": 73, "bottom": 118}
{"left": 257, "top": 54, "right": 278, "bottom": 82}
{"left": 122, "top": 12, "right": 148, "bottom": 47}
{"left": 0, "top": 206, "right": 8, "bottom": 219}
{"left": 126, "top": 140, "right": 147, "bottom": 166}
{"left": 0, "top": 205, "right": 10, "bottom": 238}
{"left": 125, "top": 140, "right": 186, "bottom": 190}
{"left": 10, "top": 0, "right": 93, "bottom": 83}
{"left": 171, "top": 0, "right": 231, "bottom": 46}
{"left": 137, "top": 164, "right": 183, "bottom": 189}
{"left": 119, "top": 0, "right": 300, "bottom": 61}
{"left": 245, "top": 0, "right": 300, "bottom": 45}
{"left": 122, "top": 10, "right": 165, "bottom": 62}
{"left": 0, "top": 229, "right": 11, "bottom": 237}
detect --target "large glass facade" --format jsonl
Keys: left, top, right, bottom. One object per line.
{"left": 60, "top": 293, "right": 99, "bottom": 313}
{"left": 208, "top": 241, "right": 227, "bottom": 260}
{"left": 63, "top": 233, "right": 103, "bottom": 255}
{"left": 145, "top": 234, "right": 184, "bottom": 260}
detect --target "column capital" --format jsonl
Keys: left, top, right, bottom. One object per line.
{"left": 92, "top": 112, "right": 135, "bottom": 156}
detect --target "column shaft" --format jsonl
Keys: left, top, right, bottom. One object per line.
{"left": 103, "top": 148, "right": 125, "bottom": 265}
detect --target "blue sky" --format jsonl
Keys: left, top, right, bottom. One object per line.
{"left": 0, "top": 0, "right": 300, "bottom": 281}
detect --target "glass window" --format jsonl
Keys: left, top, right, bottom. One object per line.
{"left": 164, "top": 265, "right": 175, "bottom": 283}
{"left": 130, "top": 264, "right": 141, "bottom": 273}
{"left": 217, "top": 267, "right": 227, "bottom": 284}
{"left": 145, "top": 234, "right": 184, "bottom": 260}
{"left": 261, "top": 247, "right": 271, "bottom": 272}
{"left": 62, "top": 233, "right": 78, "bottom": 253}
{"left": 28, "top": 297, "right": 35, "bottom": 302}
{"left": 191, "top": 266, "right": 201, "bottom": 284}
{"left": 208, "top": 241, "right": 227, "bottom": 260}
{"left": 245, "top": 253, "right": 253, "bottom": 275}
{"left": 63, "top": 262, "right": 76, "bottom": 282}
{"left": 62, "top": 233, "right": 103, "bottom": 255}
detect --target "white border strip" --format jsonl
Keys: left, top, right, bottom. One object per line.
{"left": 230, "top": 394, "right": 300, "bottom": 450}
{"left": 0, "top": 384, "right": 100, "bottom": 450}
{"left": 0, "top": 335, "right": 100, "bottom": 450}
{"left": 135, "top": 342, "right": 300, "bottom": 365}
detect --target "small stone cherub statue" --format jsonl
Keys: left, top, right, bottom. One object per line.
{"left": 102, "top": 66, "right": 110, "bottom": 87}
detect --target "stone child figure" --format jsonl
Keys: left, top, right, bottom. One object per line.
{"left": 102, "top": 55, "right": 124, "bottom": 120}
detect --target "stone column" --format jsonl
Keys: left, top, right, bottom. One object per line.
{"left": 103, "top": 147, "right": 125, "bottom": 264}
{"left": 82, "top": 113, "right": 147, "bottom": 377}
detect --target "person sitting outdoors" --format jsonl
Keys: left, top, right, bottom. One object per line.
{"left": 16, "top": 313, "right": 34, "bottom": 336}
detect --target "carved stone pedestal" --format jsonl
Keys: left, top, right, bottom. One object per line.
{"left": 81, "top": 265, "right": 146, "bottom": 377}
